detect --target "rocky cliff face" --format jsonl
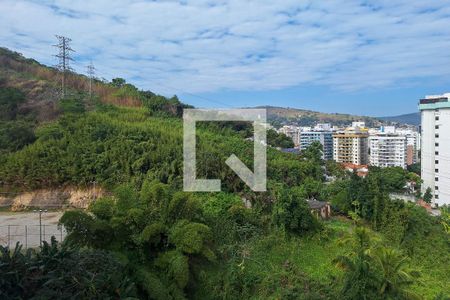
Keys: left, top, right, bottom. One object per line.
{"left": 0, "top": 187, "right": 104, "bottom": 211}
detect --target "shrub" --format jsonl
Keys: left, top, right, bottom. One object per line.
{"left": 0, "top": 238, "right": 136, "bottom": 299}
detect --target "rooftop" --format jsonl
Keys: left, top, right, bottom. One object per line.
{"left": 307, "top": 199, "right": 329, "bottom": 209}
{"left": 419, "top": 97, "right": 448, "bottom": 105}
{"left": 419, "top": 93, "right": 450, "bottom": 110}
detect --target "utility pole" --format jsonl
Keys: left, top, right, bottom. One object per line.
{"left": 54, "top": 35, "right": 74, "bottom": 98}
{"left": 93, "top": 180, "right": 97, "bottom": 200}
{"left": 87, "top": 61, "right": 95, "bottom": 98}
{"left": 34, "top": 209, "right": 47, "bottom": 247}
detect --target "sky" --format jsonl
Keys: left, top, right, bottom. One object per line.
{"left": 1, "top": 0, "right": 450, "bottom": 116}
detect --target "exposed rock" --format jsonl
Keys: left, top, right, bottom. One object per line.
{"left": 0, "top": 187, "right": 104, "bottom": 211}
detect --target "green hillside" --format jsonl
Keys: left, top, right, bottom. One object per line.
{"left": 0, "top": 48, "right": 449, "bottom": 300}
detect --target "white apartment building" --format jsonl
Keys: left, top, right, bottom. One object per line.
{"left": 352, "top": 121, "right": 366, "bottom": 128}
{"left": 381, "top": 126, "right": 396, "bottom": 134}
{"left": 369, "top": 134, "right": 407, "bottom": 169}
{"left": 333, "top": 128, "right": 369, "bottom": 165}
{"left": 314, "top": 123, "right": 332, "bottom": 131}
{"left": 420, "top": 93, "right": 450, "bottom": 206}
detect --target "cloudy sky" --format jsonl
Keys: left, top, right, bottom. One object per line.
{"left": 1, "top": 0, "right": 450, "bottom": 116}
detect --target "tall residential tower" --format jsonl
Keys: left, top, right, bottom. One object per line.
{"left": 420, "top": 93, "right": 450, "bottom": 206}
{"left": 333, "top": 127, "right": 369, "bottom": 165}
{"left": 369, "top": 134, "right": 407, "bottom": 169}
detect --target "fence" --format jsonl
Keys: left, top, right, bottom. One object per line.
{"left": 0, "top": 224, "right": 67, "bottom": 249}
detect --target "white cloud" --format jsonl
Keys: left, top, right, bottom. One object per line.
{"left": 0, "top": 0, "right": 450, "bottom": 95}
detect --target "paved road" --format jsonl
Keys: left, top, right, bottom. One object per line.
{"left": 0, "top": 211, "right": 66, "bottom": 248}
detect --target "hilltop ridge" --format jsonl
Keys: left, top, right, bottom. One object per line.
{"left": 254, "top": 105, "right": 395, "bottom": 128}
{"left": 378, "top": 112, "right": 420, "bottom": 126}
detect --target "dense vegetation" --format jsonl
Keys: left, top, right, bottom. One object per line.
{"left": 0, "top": 238, "right": 136, "bottom": 299}
{"left": 0, "top": 48, "right": 448, "bottom": 299}
{"left": 0, "top": 100, "right": 313, "bottom": 191}
{"left": 1, "top": 101, "right": 447, "bottom": 299}
{"left": 0, "top": 87, "right": 36, "bottom": 155}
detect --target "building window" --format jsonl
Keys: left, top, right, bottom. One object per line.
{"left": 435, "top": 186, "right": 439, "bottom": 190}
{"left": 436, "top": 116, "right": 439, "bottom": 121}
{"left": 435, "top": 177, "right": 439, "bottom": 182}
{"left": 435, "top": 151, "right": 439, "bottom": 155}
{"left": 435, "top": 169, "right": 439, "bottom": 173}
{"left": 435, "top": 143, "right": 439, "bottom": 147}
{"left": 435, "top": 195, "right": 439, "bottom": 199}
{"left": 435, "top": 125, "right": 439, "bottom": 129}
{"left": 435, "top": 160, "right": 439, "bottom": 164}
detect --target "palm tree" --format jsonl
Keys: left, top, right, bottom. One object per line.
{"left": 334, "top": 227, "right": 379, "bottom": 300}
{"left": 373, "top": 247, "right": 421, "bottom": 300}
{"left": 334, "top": 227, "right": 421, "bottom": 300}
{"left": 439, "top": 208, "right": 450, "bottom": 234}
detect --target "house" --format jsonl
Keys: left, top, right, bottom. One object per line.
{"left": 280, "top": 148, "right": 300, "bottom": 154}
{"left": 341, "top": 163, "right": 369, "bottom": 178}
{"left": 307, "top": 199, "right": 331, "bottom": 219}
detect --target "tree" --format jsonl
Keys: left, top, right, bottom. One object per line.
{"left": 407, "top": 163, "right": 421, "bottom": 176}
{"left": 371, "top": 167, "right": 409, "bottom": 193}
{"left": 111, "top": 77, "right": 126, "bottom": 87}
{"left": 89, "top": 196, "right": 116, "bottom": 220}
{"left": 267, "top": 129, "right": 295, "bottom": 148}
{"left": 440, "top": 206, "right": 450, "bottom": 234}
{"left": 59, "top": 210, "right": 113, "bottom": 248}
{"left": 272, "top": 187, "right": 321, "bottom": 236}
{"left": 301, "top": 141, "right": 323, "bottom": 164}
{"left": 0, "top": 121, "right": 36, "bottom": 152}
{"left": 373, "top": 247, "right": 421, "bottom": 300}
{"left": 423, "top": 187, "right": 433, "bottom": 204}
{"left": 325, "top": 160, "right": 346, "bottom": 178}
{"left": 401, "top": 205, "right": 433, "bottom": 253}
{"left": 334, "top": 227, "right": 380, "bottom": 300}
{"left": 59, "top": 98, "right": 85, "bottom": 114}
{"left": 0, "top": 87, "right": 25, "bottom": 121}
{"left": 60, "top": 180, "right": 215, "bottom": 299}
{"left": 0, "top": 238, "right": 136, "bottom": 299}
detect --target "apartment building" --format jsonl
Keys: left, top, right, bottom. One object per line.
{"left": 300, "top": 130, "right": 334, "bottom": 160}
{"left": 369, "top": 134, "right": 407, "bottom": 168}
{"left": 314, "top": 123, "right": 332, "bottom": 131}
{"left": 278, "top": 125, "right": 301, "bottom": 147}
{"left": 420, "top": 93, "right": 450, "bottom": 206}
{"left": 333, "top": 128, "right": 369, "bottom": 165}
{"left": 352, "top": 121, "right": 366, "bottom": 128}
{"left": 400, "top": 130, "right": 421, "bottom": 165}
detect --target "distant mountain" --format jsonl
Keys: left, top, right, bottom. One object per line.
{"left": 254, "top": 105, "right": 391, "bottom": 128}
{"left": 378, "top": 112, "right": 420, "bottom": 126}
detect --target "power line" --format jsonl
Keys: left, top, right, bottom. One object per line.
{"left": 146, "top": 81, "right": 233, "bottom": 108}
{"left": 53, "top": 35, "right": 74, "bottom": 98}
{"left": 86, "top": 61, "right": 96, "bottom": 98}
